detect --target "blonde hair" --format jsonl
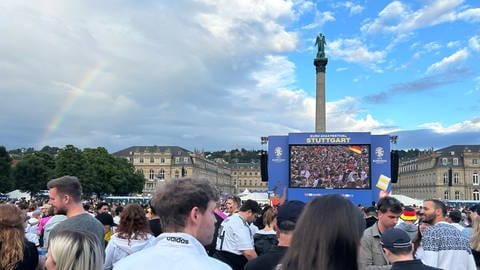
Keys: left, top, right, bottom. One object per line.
{"left": 49, "top": 230, "right": 103, "bottom": 270}
{"left": 471, "top": 215, "right": 480, "bottom": 251}
{"left": 0, "top": 204, "right": 25, "bottom": 270}
{"left": 263, "top": 207, "right": 276, "bottom": 227}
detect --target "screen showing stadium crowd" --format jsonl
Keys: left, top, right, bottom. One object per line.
{"left": 289, "top": 144, "right": 371, "bottom": 189}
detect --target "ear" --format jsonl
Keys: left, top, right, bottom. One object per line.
{"left": 189, "top": 206, "right": 200, "bottom": 224}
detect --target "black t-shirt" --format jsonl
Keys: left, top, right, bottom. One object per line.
{"left": 244, "top": 246, "right": 288, "bottom": 270}
{"left": 148, "top": 218, "right": 162, "bottom": 237}
{"left": 15, "top": 240, "right": 38, "bottom": 270}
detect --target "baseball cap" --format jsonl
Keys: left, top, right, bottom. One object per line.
{"left": 380, "top": 228, "right": 412, "bottom": 250}
{"left": 276, "top": 200, "right": 305, "bottom": 231}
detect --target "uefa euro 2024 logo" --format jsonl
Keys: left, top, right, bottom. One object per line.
{"left": 274, "top": 147, "right": 283, "bottom": 158}
{"left": 375, "top": 147, "right": 384, "bottom": 159}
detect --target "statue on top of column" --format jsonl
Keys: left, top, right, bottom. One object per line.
{"left": 315, "top": 33, "right": 326, "bottom": 59}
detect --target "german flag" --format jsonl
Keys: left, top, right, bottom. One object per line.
{"left": 349, "top": 145, "right": 362, "bottom": 154}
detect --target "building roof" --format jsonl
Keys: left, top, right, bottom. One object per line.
{"left": 112, "top": 146, "right": 192, "bottom": 157}
{"left": 436, "top": 145, "right": 480, "bottom": 153}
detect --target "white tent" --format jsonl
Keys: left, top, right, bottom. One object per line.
{"left": 7, "top": 189, "right": 31, "bottom": 200}
{"left": 238, "top": 192, "right": 269, "bottom": 204}
{"left": 391, "top": 194, "right": 423, "bottom": 206}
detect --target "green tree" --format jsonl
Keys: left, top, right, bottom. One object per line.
{"left": 0, "top": 146, "right": 13, "bottom": 192}
{"left": 111, "top": 157, "right": 144, "bottom": 195}
{"left": 55, "top": 145, "right": 85, "bottom": 178}
{"left": 82, "top": 147, "right": 116, "bottom": 196}
{"left": 12, "top": 152, "right": 54, "bottom": 195}
{"left": 82, "top": 147, "right": 144, "bottom": 196}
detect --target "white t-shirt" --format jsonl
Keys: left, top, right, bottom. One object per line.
{"left": 113, "top": 232, "right": 231, "bottom": 270}
{"left": 216, "top": 213, "right": 254, "bottom": 255}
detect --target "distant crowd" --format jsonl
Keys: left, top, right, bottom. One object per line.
{"left": 2, "top": 175, "right": 480, "bottom": 270}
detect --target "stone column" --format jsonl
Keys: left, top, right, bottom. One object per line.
{"left": 314, "top": 57, "right": 328, "bottom": 132}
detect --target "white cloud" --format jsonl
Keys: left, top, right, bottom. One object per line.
{"left": 326, "top": 97, "right": 395, "bottom": 134}
{"left": 334, "top": 1, "right": 364, "bottom": 15}
{"left": 361, "top": 0, "right": 472, "bottom": 35}
{"left": 328, "top": 38, "right": 386, "bottom": 66}
{"left": 447, "top": 41, "right": 461, "bottom": 48}
{"left": 336, "top": 67, "right": 348, "bottom": 72}
{"left": 469, "top": 36, "right": 480, "bottom": 51}
{"left": 420, "top": 118, "right": 480, "bottom": 133}
{"left": 426, "top": 48, "right": 469, "bottom": 74}
{"left": 423, "top": 42, "right": 442, "bottom": 52}
{"left": 302, "top": 11, "right": 335, "bottom": 29}
{"left": 457, "top": 8, "right": 480, "bottom": 22}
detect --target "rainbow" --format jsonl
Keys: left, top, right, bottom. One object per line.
{"left": 37, "top": 61, "right": 106, "bottom": 148}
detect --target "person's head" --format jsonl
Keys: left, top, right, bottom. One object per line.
{"left": 377, "top": 196, "right": 402, "bottom": 232}
{"left": 117, "top": 203, "right": 150, "bottom": 240}
{"left": 276, "top": 200, "right": 305, "bottom": 234}
{"left": 47, "top": 176, "right": 83, "bottom": 215}
{"left": 421, "top": 199, "right": 447, "bottom": 225}
{"left": 364, "top": 206, "right": 377, "bottom": 217}
{"left": 447, "top": 209, "right": 462, "bottom": 223}
{"left": 40, "top": 204, "right": 52, "bottom": 216}
{"left": 381, "top": 228, "right": 413, "bottom": 263}
{"left": 239, "top": 199, "right": 261, "bottom": 223}
{"left": 225, "top": 196, "right": 241, "bottom": 214}
{"left": 262, "top": 206, "right": 276, "bottom": 228}
{"left": 95, "top": 213, "right": 115, "bottom": 235}
{"left": 400, "top": 207, "right": 417, "bottom": 223}
{"left": 96, "top": 202, "right": 110, "bottom": 214}
{"left": 114, "top": 205, "right": 124, "bottom": 216}
{"left": 280, "top": 194, "right": 365, "bottom": 270}
{"left": 0, "top": 204, "right": 26, "bottom": 270}
{"left": 46, "top": 230, "right": 103, "bottom": 270}
{"left": 150, "top": 177, "right": 219, "bottom": 245}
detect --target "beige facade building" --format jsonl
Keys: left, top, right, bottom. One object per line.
{"left": 113, "top": 146, "right": 234, "bottom": 195}
{"left": 392, "top": 145, "right": 480, "bottom": 201}
{"left": 228, "top": 162, "right": 267, "bottom": 194}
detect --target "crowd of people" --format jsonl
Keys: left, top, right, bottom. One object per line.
{"left": 2, "top": 175, "right": 480, "bottom": 270}
{"left": 290, "top": 145, "right": 370, "bottom": 189}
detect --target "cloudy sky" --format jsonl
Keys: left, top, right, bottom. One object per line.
{"left": 1, "top": 0, "right": 479, "bottom": 153}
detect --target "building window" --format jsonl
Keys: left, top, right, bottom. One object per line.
{"left": 128, "top": 157, "right": 132, "bottom": 163}
{"left": 233, "top": 172, "right": 237, "bottom": 175}
{"left": 474, "top": 173, "right": 479, "bottom": 185}
{"left": 455, "top": 191, "right": 460, "bottom": 200}
{"left": 454, "top": 173, "right": 459, "bottom": 184}
{"left": 183, "top": 157, "right": 189, "bottom": 163}
{"left": 453, "top": 158, "right": 459, "bottom": 165}
{"left": 182, "top": 167, "right": 187, "bottom": 177}
{"left": 150, "top": 157, "right": 154, "bottom": 163}
{"left": 175, "top": 157, "right": 180, "bottom": 164}
{"left": 158, "top": 169, "right": 165, "bottom": 179}
{"left": 442, "top": 158, "right": 448, "bottom": 166}
{"left": 444, "top": 191, "right": 449, "bottom": 200}
{"left": 140, "top": 157, "right": 144, "bottom": 163}
{"left": 160, "top": 158, "right": 165, "bottom": 163}
{"left": 474, "top": 159, "right": 479, "bottom": 165}
{"left": 174, "top": 170, "right": 179, "bottom": 178}
{"left": 249, "top": 180, "right": 252, "bottom": 186}
{"left": 443, "top": 172, "right": 448, "bottom": 184}
{"left": 474, "top": 190, "right": 480, "bottom": 201}
{"left": 149, "top": 169, "right": 155, "bottom": 180}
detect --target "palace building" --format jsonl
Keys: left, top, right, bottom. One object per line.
{"left": 113, "top": 146, "right": 234, "bottom": 195}
{"left": 392, "top": 145, "right": 480, "bottom": 201}
{"left": 228, "top": 162, "right": 267, "bottom": 194}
